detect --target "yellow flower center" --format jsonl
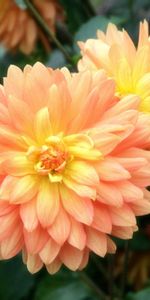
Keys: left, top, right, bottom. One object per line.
{"left": 27, "top": 135, "right": 70, "bottom": 182}
{"left": 37, "top": 148, "right": 67, "bottom": 175}
{"left": 26, "top": 133, "right": 102, "bottom": 183}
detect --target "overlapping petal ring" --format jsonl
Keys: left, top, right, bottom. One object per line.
{"left": 0, "top": 63, "right": 150, "bottom": 274}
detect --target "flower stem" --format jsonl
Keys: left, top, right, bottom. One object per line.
{"left": 121, "top": 240, "right": 130, "bottom": 299}
{"left": 108, "top": 255, "right": 115, "bottom": 300}
{"left": 24, "top": 0, "right": 73, "bottom": 64}
{"left": 80, "top": 271, "right": 107, "bottom": 300}
{"left": 92, "top": 254, "right": 120, "bottom": 297}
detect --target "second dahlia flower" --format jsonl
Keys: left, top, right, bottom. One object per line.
{"left": 78, "top": 20, "right": 150, "bottom": 113}
{"left": 0, "top": 63, "right": 150, "bottom": 274}
{"left": 0, "top": 0, "right": 64, "bottom": 54}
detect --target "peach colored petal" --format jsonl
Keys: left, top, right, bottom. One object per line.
{"left": 24, "top": 225, "right": 49, "bottom": 254}
{"left": 68, "top": 217, "right": 86, "bottom": 250}
{"left": 26, "top": 254, "right": 43, "bottom": 274}
{"left": 97, "top": 181, "right": 123, "bottom": 207}
{"left": 1, "top": 222, "right": 23, "bottom": 259}
{"left": 97, "top": 158, "right": 131, "bottom": 181}
{"left": 46, "top": 258, "right": 62, "bottom": 274}
{"left": 78, "top": 249, "right": 89, "bottom": 270}
{"left": 86, "top": 228, "right": 107, "bottom": 257}
{"left": 61, "top": 186, "right": 94, "bottom": 225}
{"left": 59, "top": 243, "right": 83, "bottom": 271}
{"left": 37, "top": 181, "right": 59, "bottom": 227}
{"left": 92, "top": 203, "right": 112, "bottom": 233}
{"left": 39, "top": 238, "right": 60, "bottom": 265}
{"left": 10, "top": 175, "right": 39, "bottom": 204}
{"left": 48, "top": 206, "right": 71, "bottom": 245}
{"left": 20, "top": 198, "right": 38, "bottom": 232}
{"left": 109, "top": 204, "right": 136, "bottom": 227}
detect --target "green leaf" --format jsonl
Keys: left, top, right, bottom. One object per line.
{"left": 126, "top": 287, "right": 150, "bottom": 300}
{"left": 74, "top": 15, "right": 109, "bottom": 42}
{"left": 47, "top": 50, "right": 66, "bottom": 68}
{"left": 0, "top": 256, "right": 36, "bottom": 300}
{"left": 34, "top": 269, "right": 100, "bottom": 300}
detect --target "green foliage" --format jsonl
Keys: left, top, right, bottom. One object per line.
{"left": 0, "top": 256, "right": 36, "bottom": 300}
{"left": 34, "top": 270, "right": 99, "bottom": 300}
{"left": 59, "top": 0, "right": 90, "bottom": 33}
{"left": 126, "top": 287, "right": 150, "bottom": 300}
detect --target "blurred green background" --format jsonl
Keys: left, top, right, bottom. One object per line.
{"left": 0, "top": 1, "right": 150, "bottom": 299}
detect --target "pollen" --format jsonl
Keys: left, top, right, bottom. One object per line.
{"left": 27, "top": 136, "right": 69, "bottom": 182}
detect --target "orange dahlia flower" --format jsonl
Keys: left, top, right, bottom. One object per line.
{"left": 0, "top": 0, "right": 64, "bottom": 54}
{"left": 78, "top": 21, "right": 150, "bottom": 113}
{"left": 0, "top": 63, "right": 150, "bottom": 274}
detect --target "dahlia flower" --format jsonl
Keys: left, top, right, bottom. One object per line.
{"left": 0, "top": 63, "right": 150, "bottom": 274}
{"left": 0, "top": 0, "right": 64, "bottom": 54}
{"left": 78, "top": 20, "right": 150, "bottom": 113}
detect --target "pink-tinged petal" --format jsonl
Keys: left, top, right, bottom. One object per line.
{"left": 115, "top": 147, "right": 150, "bottom": 163}
{"left": 79, "top": 248, "right": 89, "bottom": 270}
{"left": 0, "top": 209, "right": 19, "bottom": 242}
{"left": 0, "top": 176, "right": 18, "bottom": 200}
{"left": 101, "top": 110, "right": 138, "bottom": 129}
{"left": 0, "top": 85, "right": 7, "bottom": 105}
{"left": 1, "top": 222, "right": 23, "bottom": 259}
{"left": 115, "top": 181, "right": 143, "bottom": 203}
{"left": 26, "top": 254, "right": 43, "bottom": 274}
{"left": 10, "top": 175, "right": 39, "bottom": 204}
{"left": 2, "top": 153, "right": 35, "bottom": 176}
{"left": 109, "top": 204, "right": 136, "bottom": 227}
{"left": 24, "top": 62, "right": 52, "bottom": 112}
{"left": 0, "top": 102, "right": 11, "bottom": 125}
{"left": 114, "top": 156, "right": 147, "bottom": 171}
{"left": 86, "top": 228, "right": 107, "bottom": 257}
{"left": 7, "top": 95, "right": 34, "bottom": 135}
{"left": 59, "top": 243, "right": 83, "bottom": 271}
{"left": 34, "top": 107, "right": 52, "bottom": 144}
{"left": 63, "top": 176, "right": 96, "bottom": 199}
{"left": 46, "top": 258, "right": 62, "bottom": 274}
{"left": 48, "top": 84, "right": 64, "bottom": 133}
{"left": 48, "top": 81, "right": 71, "bottom": 133}
{"left": 130, "top": 198, "right": 150, "bottom": 216}
{"left": 92, "top": 203, "right": 112, "bottom": 233}
{"left": 67, "top": 79, "right": 115, "bottom": 131}
{"left": 70, "top": 87, "right": 100, "bottom": 132}
{"left": 96, "top": 158, "right": 131, "bottom": 181}
{"left": 90, "top": 79, "right": 116, "bottom": 121}
{"left": 61, "top": 186, "right": 94, "bottom": 225}
{"left": 37, "top": 181, "right": 59, "bottom": 227}
{"left": 131, "top": 165, "right": 150, "bottom": 187}
{"left": 107, "top": 237, "right": 116, "bottom": 254}
{"left": 68, "top": 71, "right": 92, "bottom": 123}
{"left": 4, "top": 65, "right": 24, "bottom": 100}
{"left": 102, "top": 95, "right": 140, "bottom": 120}
{"left": 0, "top": 125, "right": 28, "bottom": 150}
{"left": 97, "top": 181, "right": 123, "bottom": 206}
{"left": 0, "top": 200, "right": 15, "bottom": 216}
{"left": 65, "top": 160, "right": 99, "bottom": 186}
{"left": 48, "top": 206, "right": 71, "bottom": 245}
{"left": 68, "top": 217, "right": 86, "bottom": 250}
{"left": 39, "top": 238, "right": 60, "bottom": 264}
{"left": 112, "top": 225, "right": 136, "bottom": 239}
{"left": 24, "top": 225, "right": 49, "bottom": 254}
{"left": 20, "top": 198, "right": 38, "bottom": 232}
{"left": 91, "top": 132, "right": 120, "bottom": 155}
